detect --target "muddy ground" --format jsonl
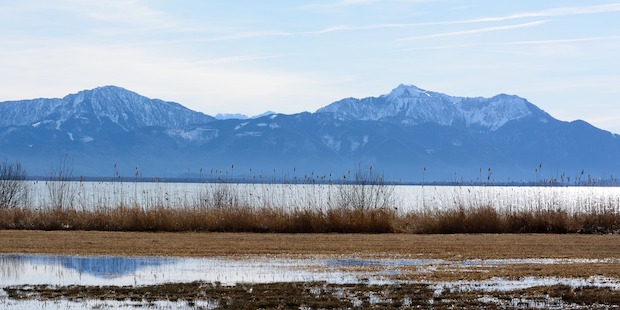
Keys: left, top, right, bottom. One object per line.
{"left": 5, "top": 281, "right": 620, "bottom": 309}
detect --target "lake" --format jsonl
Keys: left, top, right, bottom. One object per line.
{"left": 21, "top": 181, "right": 620, "bottom": 213}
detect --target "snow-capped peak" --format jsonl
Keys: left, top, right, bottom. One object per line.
{"left": 383, "top": 84, "right": 430, "bottom": 100}
{"left": 0, "top": 85, "right": 213, "bottom": 135}
{"left": 317, "top": 85, "right": 543, "bottom": 130}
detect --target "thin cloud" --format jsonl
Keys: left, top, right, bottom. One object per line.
{"left": 0, "top": 0, "right": 200, "bottom": 38}
{"left": 139, "top": 3, "right": 620, "bottom": 42}
{"left": 300, "top": 23, "right": 412, "bottom": 35}
{"left": 398, "top": 21, "right": 548, "bottom": 41}
{"left": 392, "top": 3, "right": 620, "bottom": 25}
{"left": 301, "top": 0, "right": 379, "bottom": 11}
{"left": 502, "top": 36, "right": 620, "bottom": 45}
{"left": 396, "top": 43, "right": 481, "bottom": 51}
{"left": 468, "top": 3, "right": 620, "bottom": 23}
{"left": 208, "top": 30, "right": 293, "bottom": 41}
{"left": 195, "top": 55, "right": 279, "bottom": 65}
{"left": 199, "top": 3, "right": 620, "bottom": 44}
{"left": 396, "top": 35, "right": 620, "bottom": 51}
{"left": 302, "top": 0, "right": 433, "bottom": 11}
{"left": 297, "top": 3, "right": 620, "bottom": 37}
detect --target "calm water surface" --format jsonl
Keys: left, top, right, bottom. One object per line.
{"left": 23, "top": 181, "right": 620, "bottom": 213}
{"left": 2, "top": 254, "right": 620, "bottom": 287}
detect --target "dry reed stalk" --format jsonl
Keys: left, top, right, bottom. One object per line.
{"left": 1, "top": 204, "right": 618, "bottom": 233}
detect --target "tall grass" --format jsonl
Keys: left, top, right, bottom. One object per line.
{"left": 0, "top": 204, "right": 396, "bottom": 233}
{"left": 0, "top": 160, "right": 28, "bottom": 209}
{"left": 1, "top": 165, "right": 619, "bottom": 234}
{"left": 1, "top": 200, "right": 617, "bottom": 233}
{"left": 399, "top": 206, "right": 619, "bottom": 234}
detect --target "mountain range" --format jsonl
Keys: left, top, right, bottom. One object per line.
{"left": 1, "top": 85, "right": 618, "bottom": 183}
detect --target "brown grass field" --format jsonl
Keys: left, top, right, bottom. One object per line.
{"left": 3, "top": 231, "right": 620, "bottom": 308}
{"left": 2, "top": 230, "right": 619, "bottom": 259}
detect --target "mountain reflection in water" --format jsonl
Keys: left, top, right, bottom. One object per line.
{"left": 0, "top": 254, "right": 358, "bottom": 287}
{"left": 0, "top": 254, "right": 170, "bottom": 283}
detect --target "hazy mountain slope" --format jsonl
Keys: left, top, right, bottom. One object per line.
{"left": 317, "top": 84, "right": 548, "bottom": 131}
{"left": 1, "top": 85, "right": 619, "bottom": 182}
{"left": 0, "top": 86, "right": 213, "bottom": 140}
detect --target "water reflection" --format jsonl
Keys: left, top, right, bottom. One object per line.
{"left": 2, "top": 254, "right": 619, "bottom": 288}
{"left": 0, "top": 255, "right": 487, "bottom": 287}
{"left": 0, "top": 254, "right": 169, "bottom": 286}
{"left": 326, "top": 257, "right": 620, "bottom": 268}
{"left": 0, "top": 254, "right": 359, "bottom": 287}
{"left": 2, "top": 254, "right": 619, "bottom": 310}
{"left": 59, "top": 256, "right": 162, "bottom": 278}
{"left": 1, "top": 254, "right": 168, "bottom": 278}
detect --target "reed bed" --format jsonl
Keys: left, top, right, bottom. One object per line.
{"left": 400, "top": 206, "right": 619, "bottom": 234}
{"left": 1, "top": 163, "right": 619, "bottom": 233}
{"left": 0, "top": 188, "right": 618, "bottom": 233}
{"left": 0, "top": 204, "right": 396, "bottom": 233}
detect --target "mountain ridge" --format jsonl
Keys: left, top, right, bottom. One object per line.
{"left": 1, "top": 85, "right": 618, "bottom": 182}
{"left": 317, "top": 84, "right": 547, "bottom": 131}
{"left": 0, "top": 85, "right": 213, "bottom": 138}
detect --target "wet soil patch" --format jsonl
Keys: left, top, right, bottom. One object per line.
{"left": 5, "top": 281, "right": 620, "bottom": 309}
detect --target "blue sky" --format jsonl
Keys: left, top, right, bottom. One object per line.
{"left": 1, "top": 1, "right": 620, "bottom": 132}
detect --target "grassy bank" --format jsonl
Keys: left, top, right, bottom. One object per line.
{"left": 1, "top": 204, "right": 618, "bottom": 233}
{"left": 1, "top": 162, "right": 619, "bottom": 233}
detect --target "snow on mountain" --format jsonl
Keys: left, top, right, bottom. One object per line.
{"left": 215, "top": 113, "right": 249, "bottom": 120}
{"left": 317, "top": 84, "right": 542, "bottom": 130}
{"left": 214, "top": 111, "right": 276, "bottom": 120}
{"left": 0, "top": 86, "right": 213, "bottom": 133}
{"left": 252, "top": 111, "right": 276, "bottom": 119}
{"left": 456, "top": 94, "right": 535, "bottom": 130}
{"left": 1, "top": 84, "right": 618, "bottom": 181}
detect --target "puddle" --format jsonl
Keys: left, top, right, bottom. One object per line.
{"left": 0, "top": 254, "right": 366, "bottom": 287}
{"left": 0, "top": 298, "right": 218, "bottom": 310}
{"left": 478, "top": 296, "right": 572, "bottom": 309}
{"left": 2, "top": 254, "right": 619, "bottom": 288}
{"left": 1, "top": 254, "right": 619, "bottom": 309}
{"left": 432, "top": 276, "right": 620, "bottom": 294}
{"left": 326, "top": 257, "right": 620, "bottom": 268}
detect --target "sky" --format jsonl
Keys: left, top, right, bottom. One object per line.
{"left": 1, "top": 0, "right": 620, "bottom": 132}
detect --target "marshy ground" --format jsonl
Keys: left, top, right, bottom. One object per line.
{"left": 7, "top": 281, "right": 620, "bottom": 309}
{"left": 2, "top": 231, "right": 620, "bottom": 308}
